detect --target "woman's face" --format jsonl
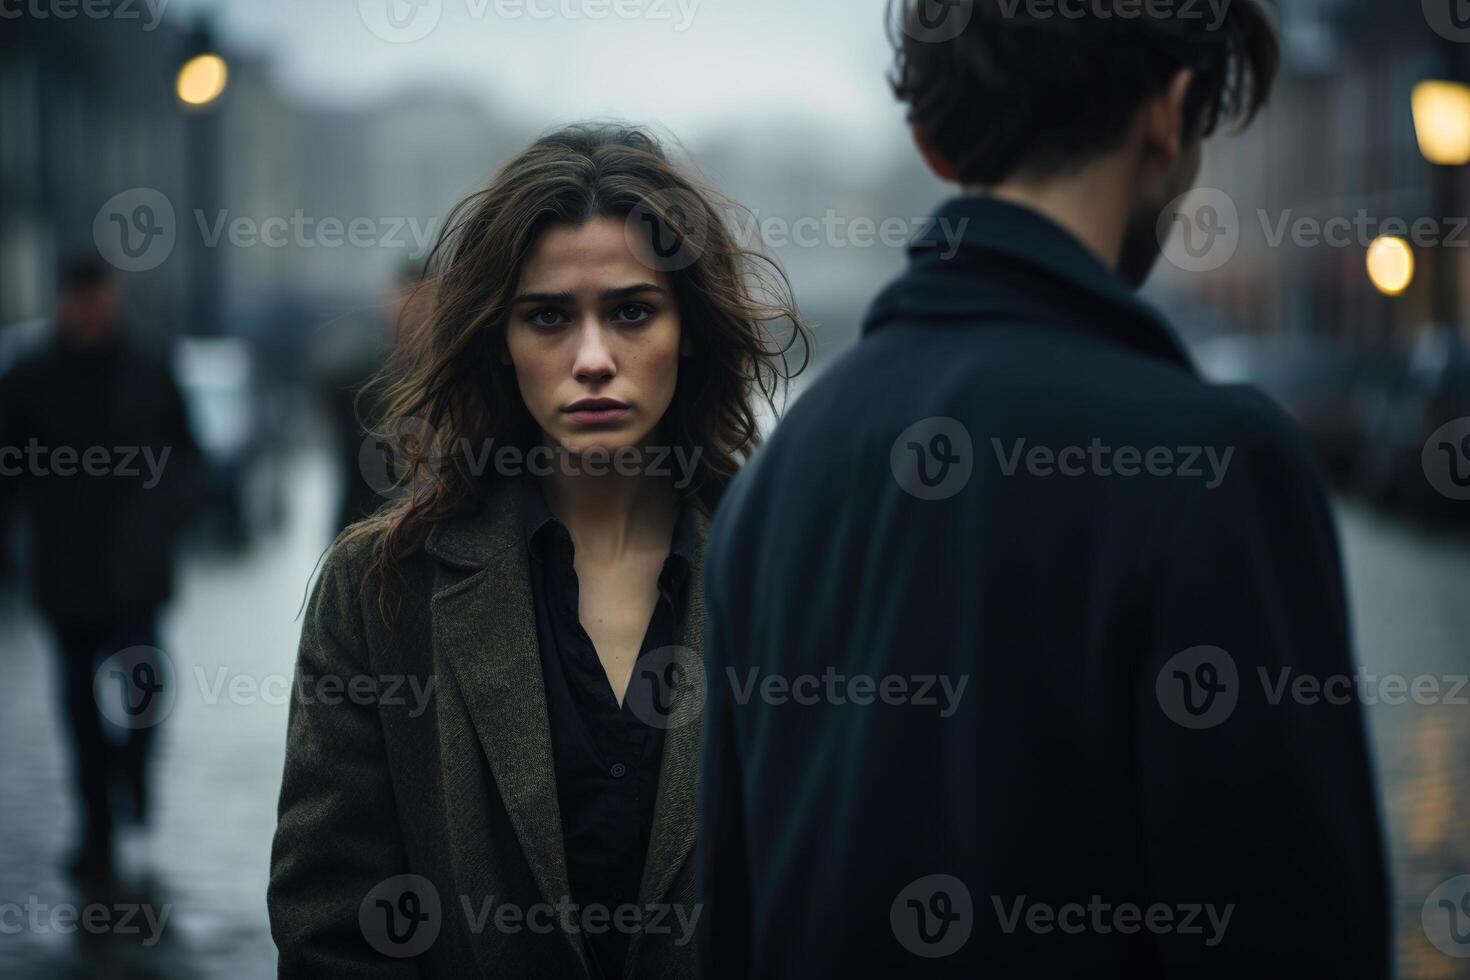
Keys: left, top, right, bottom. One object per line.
{"left": 505, "top": 216, "right": 684, "bottom": 459}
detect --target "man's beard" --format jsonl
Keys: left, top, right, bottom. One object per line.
{"left": 1117, "top": 145, "right": 1203, "bottom": 289}
{"left": 1117, "top": 206, "right": 1167, "bottom": 290}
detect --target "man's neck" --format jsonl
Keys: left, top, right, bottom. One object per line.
{"left": 962, "top": 161, "right": 1132, "bottom": 274}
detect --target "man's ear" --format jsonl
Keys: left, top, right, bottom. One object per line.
{"left": 912, "top": 126, "right": 959, "bottom": 183}
{"left": 1140, "top": 69, "right": 1195, "bottom": 177}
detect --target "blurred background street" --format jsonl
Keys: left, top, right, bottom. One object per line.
{"left": 3, "top": 0, "right": 1470, "bottom": 977}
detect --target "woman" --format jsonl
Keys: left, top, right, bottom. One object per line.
{"left": 267, "top": 123, "right": 806, "bottom": 979}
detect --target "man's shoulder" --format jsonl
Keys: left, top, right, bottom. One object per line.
{"left": 2, "top": 339, "right": 172, "bottom": 381}
{"left": 718, "top": 324, "right": 1322, "bottom": 529}
{"left": 116, "top": 341, "right": 178, "bottom": 380}
{"left": 0, "top": 342, "right": 55, "bottom": 384}
{"left": 779, "top": 318, "right": 1300, "bottom": 440}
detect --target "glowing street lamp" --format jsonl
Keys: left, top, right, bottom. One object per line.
{"left": 176, "top": 53, "right": 229, "bottom": 107}
{"left": 1366, "top": 236, "right": 1414, "bottom": 297}
{"left": 1413, "top": 80, "right": 1470, "bottom": 167}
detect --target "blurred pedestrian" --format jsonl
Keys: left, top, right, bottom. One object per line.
{"left": 698, "top": 2, "right": 1391, "bottom": 978}
{"left": 315, "top": 260, "right": 435, "bottom": 536}
{"left": 0, "top": 255, "right": 201, "bottom": 880}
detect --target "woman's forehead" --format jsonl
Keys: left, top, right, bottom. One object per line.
{"left": 518, "top": 217, "right": 669, "bottom": 296}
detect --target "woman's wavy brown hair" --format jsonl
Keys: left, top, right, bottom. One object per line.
{"left": 338, "top": 122, "right": 809, "bottom": 628}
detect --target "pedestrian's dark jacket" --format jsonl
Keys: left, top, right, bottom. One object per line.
{"left": 697, "top": 196, "right": 1391, "bottom": 979}
{"left": 0, "top": 328, "right": 201, "bottom": 628}
{"left": 268, "top": 480, "right": 710, "bottom": 979}
{"left": 313, "top": 313, "right": 392, "bottom": 534}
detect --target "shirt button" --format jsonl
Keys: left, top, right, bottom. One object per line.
{"left": 609, "top": 763, "right": 627, "bottom": 778}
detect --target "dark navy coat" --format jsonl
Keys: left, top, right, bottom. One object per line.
{"left": 697, "top": 196, "right": 1390, "bottom": 979}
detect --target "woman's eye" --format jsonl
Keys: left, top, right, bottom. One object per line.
{"left": 527, "top": 308, "right": 567, "bottom": 328}
{"left": 612, "top": 303, "right": 654, "bottom": 324}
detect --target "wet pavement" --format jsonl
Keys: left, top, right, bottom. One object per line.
{"left": 0, "top": 451, "right": 1467, "bottom": 978}
{"left": 1343, "top": 504, "right": 1470, "bottom": 979}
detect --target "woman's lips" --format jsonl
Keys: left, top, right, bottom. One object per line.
{"left": 564, "top": 404, "right": 631, "bottom": 424}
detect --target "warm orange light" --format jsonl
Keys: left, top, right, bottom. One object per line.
{"left": 1367, "top": 236, "right": 1414, "bottom": 297}
{"left": 1412, "top": 80, "right": 1470, "bottom": 166}
{"left": 176, "top": 54, "right": 228, "bottom": 106}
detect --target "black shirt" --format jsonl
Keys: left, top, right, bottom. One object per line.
{"left": 515, "top": 475, "right": 696, "bottom": 980}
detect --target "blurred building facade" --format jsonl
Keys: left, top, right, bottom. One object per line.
{"left": 0, "top": 3, "right": 518, "bottom": 373}
{"left": 0, "top": 7, "right": 193, "bottom": 348}
{"left": 1154, "top": 0, "right": 1470, "bottom": 348}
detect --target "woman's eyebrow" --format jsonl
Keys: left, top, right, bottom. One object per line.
{"left": 510, "top": 283, "right": 666, "bottom": 306}
{"left": 602, "top": 283, "right": 666, "bottom": 300}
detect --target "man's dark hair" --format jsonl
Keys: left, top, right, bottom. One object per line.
{"left": 58, "top": 254, "right": 115, "bottom": 293}
{"left": 888, "top": 0, "right": 1279, "bottom": 186}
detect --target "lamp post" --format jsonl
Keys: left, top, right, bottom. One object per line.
{"left": 179, "top": 19, "right": 228, "bottom": 337}
{"left": 1411, "top": 42, "right": 1470, "bottom": 334}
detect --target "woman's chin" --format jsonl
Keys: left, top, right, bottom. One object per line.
{"left": 554, "top": 433, "right": 645, "bottom": 462}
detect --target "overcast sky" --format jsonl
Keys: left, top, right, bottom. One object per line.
{"left": 162, "top": 0, "right": 911, "bottom": 166}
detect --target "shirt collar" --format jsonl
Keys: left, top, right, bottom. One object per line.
{"left": 514, "top": 471, "right": 562, "bottom": 558}
{"left": 861, "top": 194, "right": 1197, "bottom": 375}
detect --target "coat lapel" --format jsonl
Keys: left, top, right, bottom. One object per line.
{"left": 426, "top": 487, "right": 589, "bottom": 976}
{"left": 425, "top": 484, "right": 711, "bottom": 980}
{"left": 626, "top": 508, "right": 709, "bottom": 974}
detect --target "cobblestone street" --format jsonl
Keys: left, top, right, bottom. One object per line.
{"left": 0, "top": 454, "right": 1467, "bottom": 977}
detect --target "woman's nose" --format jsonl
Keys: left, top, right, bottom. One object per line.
{"left": 571, "top": 319, "right": 616, "bottom": 381}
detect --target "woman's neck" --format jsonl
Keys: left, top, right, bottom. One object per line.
{"left": 538, "top": 456, "right": 678, "bottom": 564}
